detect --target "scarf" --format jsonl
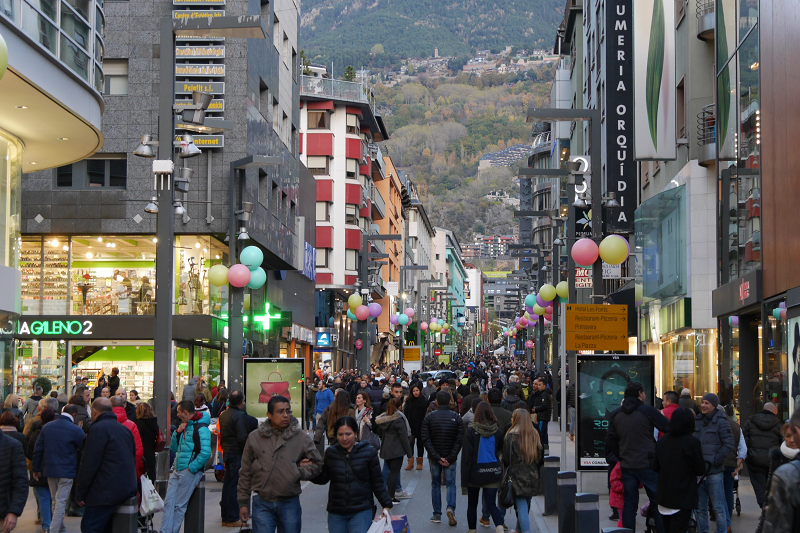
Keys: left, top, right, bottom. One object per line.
{"left": 471, "top": 421, "right": 499, "bottom": 438}
{"left": 781, "top": 441, "right": 799, "bottom": 460}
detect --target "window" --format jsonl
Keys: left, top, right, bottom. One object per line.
{"left": 345, "top": 205, "right": 358, "bottom": 225}
{"left": 282, "top": 192, "right": 289, "bottom": 226}
{"left": 316, "top": 248, "right": 329, "bottom": 268}
{"left": 676, "top": 77, "right": 686, "bottom": 139}
{"left": 346, "top": 159, "right": 358, "bottom": 179}
{"left": 292, "top": 48, "right": 297, "bottom": 80}
{"left": 259, "top": 79, "right": 269, "bottom": 116}
{"left": 307, "top": 111, "right": 329, "bottom": 129}
{"left": 103, "top": 59, "right": 128, "bottom": 95}
{"left": 282, "top": 112, "right": 289, "bottom": 147}
{"left": 271, "top": 181, "right": 279, "bottom": 218}
{"left": 55, "top": 156, "right": 127, "bottom": 189}
{"left": 273, "top": 16, "right": 280, "bottom": 50}
{"left": 435, "top": 253, "right": 440, "bottom": 260}
{"left": 57, "top": 165, "right": 72, "bottom": 187}
{"left": 346, "top": 114, "right": 360, "bottom": 134}
{"left": 258, "top": 169, "right": 269, "bottom": 208}
{"left": 260, "top": 0, "right": 270, "bottom": 31}
{"left": 307, "top": 156, "right": 329, "bottom": 175}
{"left": 272, "top": 96, "right": 279, "bottom": 134}
{"left": 316, "top": 201, "right": 330, "bottom": 221}
{"left": 345, "top": 249, "right": 358, "bottom": 271}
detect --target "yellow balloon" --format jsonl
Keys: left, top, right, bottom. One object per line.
{"left": 208, "top": 264, "right": 229, "bottom": 287}
{"left": 598, "top": 235, "right": 630, "bottom": 265}
{"left": 532, "top": 304, "right": 545, "bottom": 316}
{"left": 348, "top": 294, "right": 363, "bottom": 310}
{"left": 556, "top": 281, "right": 569, "bottom": 299}
{"left": 524, "top": 311, "right": 531, "bottom": 320}
{"left": 539, "top": 283, "right": 557, "bottom": 301}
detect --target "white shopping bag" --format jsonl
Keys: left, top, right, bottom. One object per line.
{"left": 139, "top": 475, "right": 165, "bottom": 516}
{"left": 365, "top": 510, "right": 392, "bottom": 533}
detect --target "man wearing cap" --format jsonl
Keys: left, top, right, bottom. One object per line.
{"left": 694, "top": 393, "right": 734, "bottom": 533}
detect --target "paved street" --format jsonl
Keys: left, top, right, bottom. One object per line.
{"left": 14, "top": 422, "right": 762, "bottom": 533}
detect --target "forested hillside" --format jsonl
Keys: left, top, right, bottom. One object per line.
{"left": 374, "top": 67, "right": 554, "bottom": 243}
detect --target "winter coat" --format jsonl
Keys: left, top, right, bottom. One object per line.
{"left": 25, "top": 424, "right": 48, "bottom": 488}
{"left": 107, "top": 375, "right": 120, "bottom": 396}
{"left": 32, "top": 414, "right": 85, "bottom": 478}
{"left": 0, "top": 432, "right": 28, "bottom": 519}
{"left": 182, "top": 378, "right": 198, "bottom": 401}
{"left": 311, "top": 441, "right": 393, "bottom": 514}
{"left": 653, "top": 432, "right": 706, "bottom": 509}
{"left": 421, "top": 405, "right": 464, "bottom": 464}
{"left": 694, "top": 408, "right": 734, "bottom": 474}
{"left": 490, "top": 403, "right": 512, "bottom": 430}
{"left": 528, "top": 389, "right": 552, "bottom": 422}
{"left": 566, "top": 383, "right": 576, "bottom": 409}
{"left": 658, "top": 403, "right": 680, "bottom": 438}
{"left": 314, "top": 388, "right": 334, "bottom": 417}
{"left": 679, "top": 395, "right": 698, "bottom": 415}
{"left": 501, "top": 394, "right": 526, "bottom": 413}
{"left": 461, "top": 393, "right": 481, "bottom": 416}
{"left": 124, "top": 401, "right": 137, "bottom": 422}
{"left": 402, "top": 395, "right": 428, "bottom": 439}
{"left": 20, "top": 395, "right": 41, "bottom": 423}
{"left": 75, "top": 411, "right": 137, "bottom": 507}
{"left": 502, "top": 430, "right": 543, "bottom": 498}
{"left": 374, "top": 412, "right": 412, "bottom": 460}
{"left": 609, "top": 463, "right": 625, "bottom": 510}
{"left": 0, "top": 427, "right": 26, "bottom": 449}
{"left": 237, "top": 417, "right": 322, "bottom": 507}
{"left": 744, "top": 410, "right": 783, "bottom": 469}
{"left": 724, "top": 418, "right": 742, "bottom": 469}
{"left": 762, "top": 459, "right": 800, "bottom": 532}
{"left": 422, "top": 384, "right": 437, "bottom": 400}
{"left": 462, "top": 410, "right": 475, "bottom": 429}
{"left": 171, "top": 409, "right": 211, "bottom": 473}
{"left": 314, "top": 405, "right": 356, "bottom": 447}
{"left": 218, "top": 406, "right": 248, "bottom": 456}
{"left": 461, "top": 422, "right": 504, "bottom": 489}
{"left": 355, "top": 407, "right": 378, "bottom": 445}
{"left": 112, "top": 406, "right": 144, "bottom": 477}
{"left": 606, "top": 397, "right": 669, "bottom": 470}
{"left": 135, "top": 416, "right": 158, "bottom": 481}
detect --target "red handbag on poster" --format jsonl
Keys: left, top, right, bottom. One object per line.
{"left": 259, "top": 372, "right": 291, "bottom": 403}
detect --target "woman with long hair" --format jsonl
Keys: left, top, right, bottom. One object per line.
{"left": 355, "top": 392, "right": 378, "bottom": 447}
{"left": 315, "top": 389, "right": 355, "bottom": 452}
{"left": 135, "top": 402, "right": 159, "bottom": 481}
{"left": 503, "top": 409, "right": 543, "bottom": 533}
{"left": 2, "top": 393, "right": 23, "bottom": 432}
{"left": 210, "top": 388, "right": 228, "bottom": 419}
{"left": 375, "top": 396, "right": 412, "bottom": 503}
{"left": 403, "top": 383, "right": 428, "bottom": 470}
{"left": 462, "top": 401, "right": 506, "bottom": 532}
{"left": 94, "top": 376, "right": 107, "bottom": 399}
{"left": 311, "top": 416, "right": 393, "bottom": 533}
{"left": 26, "top": 409, "right": 55, "bottom": 533}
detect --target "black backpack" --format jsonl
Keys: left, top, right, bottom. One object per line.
{"left": 189, "top": 421, "right": 209, "bottom": 463}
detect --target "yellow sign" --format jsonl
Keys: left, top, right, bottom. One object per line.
{"left": 176, "top": 64, "right": 225, "bottom": 77}
{"left": 484, "top": 271, "right": 513, "bottom": 278}
{"left": 566, "top": 304, "right": 628, "bottom": 351}
{"left": 176, "top": 45, "right": 225, "bottom": 58}
{"left": 172, "top": 9, "right": 225, "bottom": 19}
{"left": 404, "top": 347, "right": 420, "bottom": 361}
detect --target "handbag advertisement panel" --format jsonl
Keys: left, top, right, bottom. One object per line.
{"left": 244, "top": 358, "right": 304, "bottom": 422}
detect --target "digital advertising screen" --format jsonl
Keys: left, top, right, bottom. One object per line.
{"left": 790, "top": 316, "right": 800, "bottom": 417}
{"left": 243, "top": 358, "right": 305, "bottom": 424}
{"left": 576, "top": 354, "right": 654, "bottom": 470}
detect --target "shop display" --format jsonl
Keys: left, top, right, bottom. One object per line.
{"left": 14, "top": 341, "right": 66, "bottom": 398}
{"left": 20, "top": 240, "right": 69, "bottom": 314}
{"left": 244, "top": 358, "right": 304, "bottom": 421}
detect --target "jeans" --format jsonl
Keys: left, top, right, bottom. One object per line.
{"left": 569, "top": 407, "right": 576, "bottom": 436}
{"left": 327, "top": 509, "right": 373, "bottom": 533}
{"left": 384, "top": 457, "right": 403, "bottom": 499}
{"left": 49, "top": 477, "right": 73, "bottom": 533}
{"left": 160, "top": 468, "right": 205, "bottom": 533}
{"left": 467, "top": 487, "right": 504, "bottom": 529}
{"left": 749, "top": 465, "right": 768, "bottom": 508}
{"left": 697, "top": 473, "right": 727, "bottom": 533}
{"left": 621, "top": 468, "right": 663, "bottom": 533}
{"left": 80, "top": 504, "right": 118, "bottom": 533}
{"left": 514, "top": 497, "right": 532, "bottom": 533}
{"left": 538, "top": 421, "right": 549, "bottom": 446}
{"left": 662, "top": 509, "right": 692, "bottom": 533}
{"left": 34, "top": 486, "right": 52, "bottom": 530}
{"left": 723, "top": 466, "right": 735, "bottom": 527}
{"left": 222, "top": 454, "right": 242, "bottom": 522}
{"left": 251, "top": 495, "right": 302, "bottom": 533}
{"left": 430, "top": 461, "right": 458, "bottom": 515}
{"left": 381, "top": 461, "right": 402, "bottom": 492}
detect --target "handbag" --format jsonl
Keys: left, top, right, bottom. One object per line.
{"left": 259, "top": 372, "right": 291, "bottom": 403}
{"left": 497, "top": 468, "right": 515, "bottom": 509}
{"left": 139, "top": 474, "right": 164, "bottom": 516}
{"left": 154, "top": 428, "right": 166, "bottom": 453}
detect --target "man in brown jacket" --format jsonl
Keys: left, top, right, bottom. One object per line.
{"left": 238, "top": 395, "right": 322, "bottom": 533}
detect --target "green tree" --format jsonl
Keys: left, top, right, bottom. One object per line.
{"left": 298, "top": 49, "right": 312, "bottom": 75}
{"left": 370, "top": 43, "right": 384, "bottom": 55}
{"left": 342, "top": 65, "right": 356, "bottom": 81}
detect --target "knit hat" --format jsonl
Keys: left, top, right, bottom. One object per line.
{"left": 702, "top": 393, "right": 719, "bottom": 408}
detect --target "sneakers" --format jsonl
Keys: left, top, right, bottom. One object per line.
{"left": 225, "top": 521, "right": 243, "bottom": 527}
{"left": 391, "top": 498, "right": 402, "bottom": 504}
{"left": 479, "top": 517, "right": 491, "bottom": 528}
{"left": 396, "top": 490, "right": 412, "bottom": 499}
{"left": 447, "top": 508, "right": 457, "bottom": 526}
{"left": 431, "top": 514, "right": 442, "bottom": 523}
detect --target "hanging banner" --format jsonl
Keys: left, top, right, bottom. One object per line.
{"left": 605, "top": 0, "right": 637, "bottom": 233}
{"left": 633, "top": 0, "right": 676, "bottom": 160}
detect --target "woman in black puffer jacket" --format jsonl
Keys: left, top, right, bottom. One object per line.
{"left": 312, "top": 416, "right": 393, "bottom": 533}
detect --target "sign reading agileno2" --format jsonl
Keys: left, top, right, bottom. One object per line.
{"left": 18, "top": 319, "right": 93, "bottom": 336}
{"left": 633, "top": 0, "right": 676, "bottom": 160}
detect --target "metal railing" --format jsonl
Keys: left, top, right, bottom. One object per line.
{"left": 697, "top": 103, "right": 716, "bottom": 146}
{"left": 371, "top": 185, "right": 386, "bottom": 218}
{"left": 299, "top": 75, "right": 376, "bottom": 115}
{"left": 696, "top": 0, "right": 714, "bottom": 18}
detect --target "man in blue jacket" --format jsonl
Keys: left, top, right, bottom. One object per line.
{"left": 313, "top": 380, "right": 334, "bottom": 428}
{"left": 160, "top": 400, "right": 211, "bottom": 533}
{"left": 74, "top": 397, "right": 136, "bottom": 533}
{"left": 32, "top": 403, "right": 85, "bottom": 533}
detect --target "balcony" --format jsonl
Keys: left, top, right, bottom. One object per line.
{"left": 371, "top": 185, "right": 386, "bottom": 220}
{"left": 696, "top": 0, "right": 714, "bottom": 41}
{"left": 299, "top": 75, "right": 377, "bottom": 116}
{"left": 369, "top": 143, "right": 386, "bottom": 180}
{"left": 697, "top": 103, "right": 716, "bottom": 167}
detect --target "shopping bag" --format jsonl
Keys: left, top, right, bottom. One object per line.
{"left": 389, "top": 514, "right": 410, "bottom": 533}
{"left": 366, "top": 510, "right": 392, "bottom": 533}
{"left": 259, "top": 372, "right": 290, "bottom": 403}
{"left": 154, "top": 428, "right": 166, "bottom": 453}
{"left": 139, "top": 475, "right": 164, "bottom": 516}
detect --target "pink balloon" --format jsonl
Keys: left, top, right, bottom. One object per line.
{"left": 404, "top": 308, "right": 415, "bottom": 318}
{"left": 228, "top": 264, "right": 251, "bottom": 287}
{"left": 519, "top": 317, "right": 528, "bottom": 327}
{"left": 545, "top": 306, "right": 553, "bottom": 314}
{"left": 572, "top": 238, "right": 599, "bottom": 267}
{"left": 368, "top": 302, "right": 382, "bottom": 318}
{"left": 355, "top": 305, "right": 370, "bottom": 321}
{"left": 420, "top": 321, "right": 428, "bottom": 330}
{"left": 389, "top": 314, "right": 399, "bottom": 325}
{"left": 544, "top": 318, "right": 551, "bottom": 325}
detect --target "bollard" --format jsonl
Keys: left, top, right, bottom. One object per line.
{"left": 112, "top": 496, "right": 138, "bottom": 533}
{"left": 184, "top": 478, "right": 206, "bottom": 533}
{"left": 542, "top": 456, "right": 560, "bottom": 516}
{"left": 575, "top": 493, "right": 600, "bottom": 533}
{"left": 601, "top": 529, "right": 633, "bottom": 533}
{"left": 557, "top": 471, "right": 577, "bottom": 533}
{"left": 155, "top": 450, "right": 171, "bottom": 499}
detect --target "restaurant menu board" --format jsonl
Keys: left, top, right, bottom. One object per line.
{"left": 576, "top": 354, "right": 654, "bottom": 470}
{"left": 243, "top": 358, "right": 304, "bottom": 424}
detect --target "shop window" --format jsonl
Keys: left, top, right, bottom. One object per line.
{"left": 103, "top": 59, "right": 128, "bottom": 96}
{"left": 316, "top": 201, "right": 330, "bottom": 221}
{"left": 55, "top": 156, "right": 127, "bottom": 189}
{"left": 345, "top": 249, "right": 357, "bottom": 270}
{"left": 316, "top": 248, "right": 329, "bottom": 268}
{"left": 345, "top": 204, "right": 358, "bottom": 225}
{"left": 346, "top": 114, "right": 360, "bottom": 134}
{"left": 307, "top": 156, "right": 329, "bottom": 175}
{"left": 346, "top": 158, "right": 358, "bottom": 179}
{"left": 307, "top": 111, "right": 329, "bottom": 129}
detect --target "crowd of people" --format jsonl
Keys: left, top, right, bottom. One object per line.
{"left": 2, "top": 357, "right": 800, "bottom": 533}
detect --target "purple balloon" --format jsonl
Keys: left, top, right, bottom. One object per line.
{"left": 514, "top": 317, "right": 520, "bottom": 323}
{"left": 368, "top": 302, "right": 382, "bottom": 318}
{"left": 389, "top": 314, "right": 399, "bottom": 325}
{"left": 536, "top": 294, "right": 553, "bottom": 307}
{"left": 526, "top": 306, "right": 534, "bottom": 314}
{"left": 430, "top": 317, "right": 438, "bottom": 325}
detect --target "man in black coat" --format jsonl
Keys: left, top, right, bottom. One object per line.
{"left": 528, "top": 378, "right": 552, "bottom": 445}
{"left": 421, "top": 391, "right": 465, "bottom": 525}
{"left": 460, "top": 383, "right": 481, "bottom": 416}
{"left": 75, "top": 397, "right": 137, "bottom": 533}
{"left": 218, "top": 391, "right": 249, "bottom": 526}
{"left": 0, "top": 431, "right": 27, "bottom": 533}
{"left": 743, "top": 401, "right": 783, "bottom": 508}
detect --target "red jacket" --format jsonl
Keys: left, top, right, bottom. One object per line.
{"left": 659, "top": 403, "right": 679, "bottom": 438}
{"left": 609, "top": 462, "right": 624, "bottom": 510}
{"left": 113, "top": 406, "right": 144, "bottom": 478}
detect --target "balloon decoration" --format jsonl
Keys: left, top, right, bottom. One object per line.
{"left": 347, "top": 309, "right": 357, "bottom": 320}
{"left": 227, "top": 264, "right": 251, "bottom": 288}
{"left": 398, "top": 314, "right": 410, "bottom": 325}
{"left": 519, "top": 317, "right": 528, "bottom": 327}
{"left": 239, "top": 246, "right": 264, "bottom": 270}
{"left": 535, "top": 294, "right": 548, "bottom": 307}
{"left": 502, "top": 327, "right": 508, "bottom": 332}
{"left": 389, "top": 314, "right": 399, "bottom": 325}
{"left": 348, "top": 294, "right": 363, "bottom": 310}
{"left": 355, "top": 305, "right": 370, "bottom": 321}
{"left": 514, "top": 317, "right": 520, "bottom": 324}
{"left": 729, "top": 316, "right": 739, "bottom": 327}
{"left": 556, "top": 281, "right": 569, "bottom": 299}
{"left": 368, "top": 302, "right": 383, "bottom": 318}
{"left": 781, "top": 308, "right": 787, "bottom": 320}
{"left": 438, "top": 319, "right": 445, "bottom": 325}
{"left": 532, "top": 304, "right": 545, "bottom": 316}
{"left": 430, "top": 317, "right": 438, "bottom": 325}
{"left": 539, "top": 284, "right": 557, "bottom": 301}
{"left": 208, "top": 264, "right": 229, "bottom": 287}
{"left": 524, "top": 294, "right": 537, "bottom": 307}
{"left": 405, "top": 308, "right": 415, "bottom": 318}
{"left": 244, "top": 294, "right": 251, "bottom": 311}
{"left": 545, "top": 305, "right": 553, "bottom": 315}
{"left": 598, "top": 235, "right": 630, "bottom": 266}
{"left": 246, "top": 267, "right": 267, "bottom": 289}
{"left": 329, "top": 317, "right": 335, "bottom": 326}
{"left": 525, "top": 340, "right": 534, "bottom": 348}
{"left": 635, "top": 284, "right": 644, "bottom": 306}
{"left": 524, "top": 312, "right": 531, "bottom": 320}
{"left": 420, "top": 321, "right": 428, "bottom": 331}
{"left": 571, "top": 238, "right": 599, "bottom": 267}
{"left": 355, "top": 339, "right": 363, "bottom": 350}
{"left": 543, "top": 318, "right": 551, "bottom": 326}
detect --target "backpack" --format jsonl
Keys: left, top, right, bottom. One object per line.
{"left": 472, "top": 433, "right": 502, "bottom": 485}
{"left": 190, "top": 421, "right": 209, "bottom": 464}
